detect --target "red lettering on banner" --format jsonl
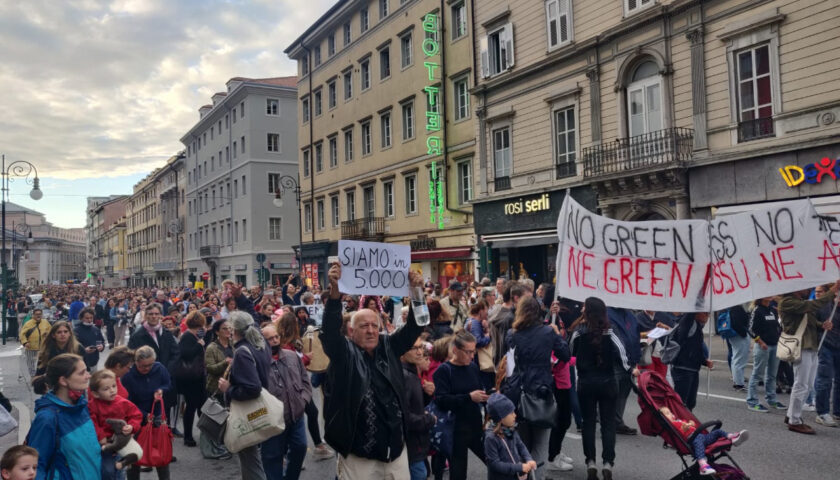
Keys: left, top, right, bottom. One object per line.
{"left": 567, "top": 246, "right": 596, "bottom": 289}
{"left": 604, "top": 259, "right": 619, "bottom": 294}
{"left": 819, "top": 240, "right": 840, "bottom": 271}
{"left": 618, "top": 258, "right": 631, "bottom": 293}
{"left": 760, "top": 245, "right": 803, "bottom": 281}
{"left": 669, "top": 262, "right": 693, "bottom": 298}
{"left": 634, "top": 258, "right": 648, "bottom": 296}
{"left": 649, "top": 259, "right": 667, "bottom": 297}
{"left": 712, "top": 259, "right": 751, "bottom": 295}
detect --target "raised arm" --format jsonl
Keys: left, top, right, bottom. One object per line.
{"left": 320, "top": 262, "right": 349, "bottom": 365}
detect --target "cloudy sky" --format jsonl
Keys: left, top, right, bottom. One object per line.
{"left": 0, "top": 0, "right": 334, "bottom": 228}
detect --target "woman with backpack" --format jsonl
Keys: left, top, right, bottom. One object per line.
{"left": 28, "top": 353, "right": 100, "bottom": 480}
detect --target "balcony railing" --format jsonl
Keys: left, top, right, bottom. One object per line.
{"left": 341, "top": 217, "right": 385, "bottom": 240}
{"left": 738, "top": 117, "right": 774, "bottom": 142}
{"left": 582, "top": 127, "right": 693, "bottom": 178}
{"left": 199, "top": 245, "right": 220, "bottom": 258}
{"left": 494, "top": 176, "right": 511, "bottom": 191}
{"left": 153, "top": 262, "right": 177, "bottom": 271}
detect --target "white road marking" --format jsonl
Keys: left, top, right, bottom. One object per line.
{"left": 13, "top": 401, "right": 30, "bottom": 445}
{"left": 565, "top": 432, "right": 581, "bottom": 440}
{"left": 702, "top": 392, "right": 747, "bottom": 403}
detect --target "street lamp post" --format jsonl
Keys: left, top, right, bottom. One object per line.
{"left": 272, "top": 174, "right": 302, "bottom": 282}
{"left": 1, "top": 154, "right": 43, "bottom": 344}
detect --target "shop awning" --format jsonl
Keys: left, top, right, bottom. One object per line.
{"left": 411, "top": 247, "right": 473, "bottom": 261}
{"left": 482, "top": 229, "right": 558, "bottom": 249}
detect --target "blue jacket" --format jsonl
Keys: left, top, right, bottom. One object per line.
{"left": 607, "top": 308, "right": 641, "bottom": 368}
{"left": 466, "top": 317, "right": 491, "bottom": 348}
{"left": 122, "top": 362, "right": 172, "bottom": 416}
{"left": 74, "top": 323, "right": 104, "bottom": 368}
{"left": 29, "top": 392, "right": 101, "bottom": 480}
{"left": 68, "top": 301, "right": 85, "bottom": 321}
{"left": 484, "top": 429, "right": 533, "bottom": 480}
{"left": 506, "top": 324, "right": 570, "bottom": 393}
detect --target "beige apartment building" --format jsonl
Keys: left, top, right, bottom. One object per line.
{"left": 286, "top": 0, "right": 478, "bottom": 287}
{"left": 126, "top": 171, "right": 161, "bottom": 287}
{"left": 87, "top": 195, "right": 129, "bottom": 287}
{"left": 470, "top": 0, "right": 840, "bottom": 283}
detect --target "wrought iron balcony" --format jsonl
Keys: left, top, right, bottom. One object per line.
{"left": 494, "top": 176, "right": 511, "bottom": 191}
{"left": 582, "top": 128, "right": 693, "bottom": 178}
{"left": 341, "top": 217, "right": 385, "bottom": 240}
{"left": 199, "top": 245, "right": 220, "bottom": 258}
{"left": 738, "top": 117, "right": 774, "bottom": 142}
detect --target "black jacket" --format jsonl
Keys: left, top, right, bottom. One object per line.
{"left": 672, "top": 314, "right": 706, "bottom": 372}
{"left": 748, "top": 304, "right": 781, "bottom": 346}
{"left": 74, "top": 323, "right": 105, "bottom": 368}
{"left": 728, "top": 305, "right": 749, "bottom": 338}
{"left": 128, "top": 325, "right": 180, "bottom": 373}
{"left": 401, "top": 362, "right": 435, "bottom": 463}
{"left": 320, "top": 298, "right": 423, "bottom": 457}
{"left": 506, "top": 324, "right": 570, "bottom": 393}
{"left": 226, "top": 339, "right": 272, "bottom": 402}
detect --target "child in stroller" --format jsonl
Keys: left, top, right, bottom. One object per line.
{"left": 659, "top": 406, "right": 748, "bottom": 476}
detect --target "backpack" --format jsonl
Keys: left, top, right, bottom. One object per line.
{"left": 716, "top": 310, "right": 737, "bottom": 339}
{"left": 302, "top": 326, "right": 329, "bottom": 373}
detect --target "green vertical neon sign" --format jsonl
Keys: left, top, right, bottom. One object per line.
{"left": 423, "top": 12, "right": 444, "bottom": 230}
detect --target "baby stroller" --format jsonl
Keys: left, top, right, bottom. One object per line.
{"left": 633, "top": 371, "right": 749, "bottom": 479}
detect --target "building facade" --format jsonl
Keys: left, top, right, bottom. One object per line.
{"left": 87, "top": 195, "right": 129, "bottom": 287}
{"left": 153, "top": 154, "right": 187, "bottom": 286}
{"left": 181, "top": 76, "right": 300, "bottom": 288}
{"left": 468, "top": 0, "right": 840, "bottom": 284}
{"left": 5, "top": 203, "right": 85, "bottom": 285}
{"left": 126, "top": 172, "right": 161, "bottom": 287}
{"left": 286, "top": 0, "right": 478, "bottom": 287}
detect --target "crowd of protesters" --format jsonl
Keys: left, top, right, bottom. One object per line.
{"left": 1, "top": 266, "right": 839, "bottom": 480}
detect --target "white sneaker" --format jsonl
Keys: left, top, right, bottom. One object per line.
{"left": 804, "top": 403, "right": 817, "bottom": 412}
{"left": 557, "top": 452, "right": 574, "bottom": 464}
{"left": 815, "top": 413, "right": 838, "bottom": 427}
{"left": 549, "top": 458, "right": 573, "bottom": 471}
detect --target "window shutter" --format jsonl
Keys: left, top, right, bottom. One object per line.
{"left": 545, "top": 0, "right": 559, "bottom": 47}
{"left": 480, "top": 36, "right": 489, "bottom": 78}
{"left": 503, "top": 23, "right": 515, "bottom": 69}
{"left": 559, "top": 0, "right": 570, "bottom": 43}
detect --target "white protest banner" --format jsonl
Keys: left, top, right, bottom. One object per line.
{"left": 555, "top": 196, "right": 711, "bottom": 312}
{"left": 337, "top": 240, "right": 411, "bottom": 297}
{"left": 709, "top": 199, "right": 840, "bottom": 310}
{"left": 305, "top": 305, "right": 323, "bottom": 326}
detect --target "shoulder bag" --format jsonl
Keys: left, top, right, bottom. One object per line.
{"left": 514, "top": 337, "right": 556, "bottom": 428}
{"left": 466, "top": 319, "right": 496, "bottom": 373}
{"left": 223, "top": 347, "right": 285, "bottom": 453}
{"left": 198, "top": 364, "right": 230, "bottom": 444}
{"left": 301, "top": 326, "right": 329, "bottom": 373}
{"left": 136, "top": 398, "right": 173, "bottom": 467}
{"left": 776, "top": 315, "right": 808, "bottom": 363}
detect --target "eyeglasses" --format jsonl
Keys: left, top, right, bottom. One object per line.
{"left": 458, "top": 346, "right": 476, "bottom": 355}
{"left": 409, "top": 345, "right": 425, "bottom": 352}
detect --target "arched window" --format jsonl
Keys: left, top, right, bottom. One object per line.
{"left": 627, "top": 60, "right": 662, "bottom": 137}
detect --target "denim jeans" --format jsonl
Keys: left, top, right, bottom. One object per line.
{"left": 261, "top": 417, "right": 307, "bottom": 480}
{"left": 815, "top": 345, "right": 840, "bottom": 416}
{"left": 747, "top": 344, "right": 779, "bottom": 406}
{"left": 101, "top": 451, "right": 126, "bottom": 480}
{"left": 728, "top": 335, "right": 751, "bottom": 386}
{"left": 692, "top": 430, "right": 727, "bottom": 461}
{"left": 787, "top": 350, "right": 819, "bottom": 425}
{"left": 408, "top": 460, "right": 427, "bottom": 480}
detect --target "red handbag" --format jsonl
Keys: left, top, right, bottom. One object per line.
{"left": 136, "top": 398, "right": 173, "bottom": 467}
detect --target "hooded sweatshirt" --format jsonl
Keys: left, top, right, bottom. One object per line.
{"left": 29, "top": 392, "right": 101, "bottom": 480}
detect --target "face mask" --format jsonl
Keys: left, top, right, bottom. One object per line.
{"left": 271, "top": 344, "right": 281, "bottom": 356}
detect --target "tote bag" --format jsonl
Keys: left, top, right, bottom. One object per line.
{"left": 776, "top": 316, "right": 807, "bottom": 363}
{"left": 223, "top": 388, "right": 285, "bottom": 453}
{"left": 136, "top": 398, "right": 173, "bottom": 467}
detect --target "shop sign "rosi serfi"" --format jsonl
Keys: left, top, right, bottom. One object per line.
{"left": 504, "top": 193, "right": 551, "bottom": 215}
{"left": 779, "top": 157, "right": 840, "bottom": 187}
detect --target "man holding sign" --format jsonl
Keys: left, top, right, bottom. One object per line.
{"left": 320, "top": 255, "right": 425, "bottom": 479}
